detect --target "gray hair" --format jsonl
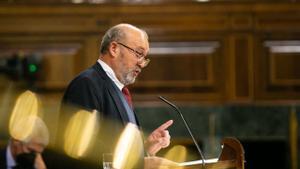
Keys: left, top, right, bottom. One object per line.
{"left": 100, "top": 25, "right": 126, "bottom": 54}
{"left": 17, "top": 116, "right": 50, "bottom": 146}
{"left": 27, "top": 116, "right": 49, "bottom": 146}
{"left": 99, "top": 24, "right": 148, "bottom": 54}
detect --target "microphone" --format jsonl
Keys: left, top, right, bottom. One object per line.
{"left": 158, "top": 96, "right": 206, "bottom": 169}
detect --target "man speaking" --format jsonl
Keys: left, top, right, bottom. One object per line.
{"left": 60, "top": 23, "right": 175, "bottom": 169}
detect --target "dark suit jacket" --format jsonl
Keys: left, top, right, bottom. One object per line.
{"left": 0, "top": 147, "right": 7, "bottom": 169}
{"left": 58, "top": 62, "right": 144, "bottom": 169}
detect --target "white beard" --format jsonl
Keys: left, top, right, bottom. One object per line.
{"left": 121, "top": 70, "right": 136, "bottom": 86}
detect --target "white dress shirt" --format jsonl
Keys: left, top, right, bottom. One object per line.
{"left": 6, "top": 144, "right": 16, "bottom": 169}
{"left": 97, "top": 59, "right": 124, "bottom": 91}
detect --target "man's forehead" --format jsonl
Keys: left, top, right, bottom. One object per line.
{"left": 27, "top": 139, "right": 46, "bottom": 147}
{"left": 26, "top": 142, "right": 45, "bottom": 152}
{"left": 125, "top": 28, "right": 145, "bottom": 39}
{"left": 125, "top": 29, "right": 149, "bottom": 48}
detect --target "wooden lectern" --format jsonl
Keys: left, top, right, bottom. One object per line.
{"left": 177, "top": 137, "right": 245, "bottom": 169}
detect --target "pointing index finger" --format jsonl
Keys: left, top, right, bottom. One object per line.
{"left": 156, "top": 120, "right": 173, "bottom": 131}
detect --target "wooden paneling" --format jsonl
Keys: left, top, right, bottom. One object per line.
{"left": 270, "top": 54, "right": 300, "bottom": 86}
{"left": 36, "top": 46, "right": 78, "bottom": 89}
{"left": 114, "top": 14, "right": 229, "bottom": 33}
{"left": 227, "top": 34, "right": 254, "bottom": 101}
{"left": 255, "top": 40, "right": 300, "bottom": 100}
{"left": 0, "top": 40, "right": 88, "bottom": 89}
{"left": 0, "top": 15, "right": 100, "bottom": 33}
{"left": 133, "top": 41, "right": 225, "bottom": 102}
{"left": 0, "top": 2, "right": 300, "bottom": 102}
{"left": 230, "top": 14, "right": 253, "bottom": 31}
{"left": 255, "top": 14, "right": 300, "bottom": 32}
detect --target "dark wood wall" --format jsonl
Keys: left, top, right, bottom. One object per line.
{"left": 1, "top": 2, "right": 300, "bottom": 103}
{"left": 0, "top": 4, "right": 299, "bottom": 169}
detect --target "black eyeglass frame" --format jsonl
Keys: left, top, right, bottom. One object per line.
{"left": 116, "top": 42, "right": 150, "bottom": 67}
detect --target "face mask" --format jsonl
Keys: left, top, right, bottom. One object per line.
{"left": 14, "top": 152, "right": 36, "bottom": 169}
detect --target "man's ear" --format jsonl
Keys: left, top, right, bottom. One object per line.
{"left": 108, "top": 41, "right": 119, "bottom": 58}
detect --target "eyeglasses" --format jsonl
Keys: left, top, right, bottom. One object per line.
{"left": 116, "top": 42, "right": 150, "bottom": 67}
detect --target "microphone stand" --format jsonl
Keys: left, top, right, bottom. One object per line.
{"left": 158, "top": 96, "right": 206, "bottom": 169}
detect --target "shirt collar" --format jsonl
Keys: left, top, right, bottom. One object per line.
{"left": 6, "top": 144, "right": 16, "bottom": 169}
{"left": 97, "top": 59, "right": 124, "bottom": 90}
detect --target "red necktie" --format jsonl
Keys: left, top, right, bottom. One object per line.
{"left": 122, "top": 87, "right": 133, "bottom": 108}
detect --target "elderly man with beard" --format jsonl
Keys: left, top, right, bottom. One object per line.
{"left": 60, "top": 23, "right": 175, "bottom": 169}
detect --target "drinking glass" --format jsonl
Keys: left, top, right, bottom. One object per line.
{"left": 103, "top": 153, "right": 114, "bottom": 169}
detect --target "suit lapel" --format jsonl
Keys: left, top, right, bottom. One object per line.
{"left": 92, "top": 63, "right": 130, "bottom": 125}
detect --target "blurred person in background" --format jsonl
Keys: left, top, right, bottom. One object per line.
{"left": 0, "top": 116, "right": 49, "bottom": 169}
{"left": 60, "top": 23, "right": 175, "bottom": 169}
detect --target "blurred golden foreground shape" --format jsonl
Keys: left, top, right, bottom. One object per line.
{"left": 64, "top": 110, "right": 98, "bottom": 158}
{"left": 9, "top": 90, "right": 39, "bottom": 141}
{"left": 164, "top": 145, "right": 187, "bottom": 163}
{"left": 114, "top": 123, "right": 143, "bottom": 169}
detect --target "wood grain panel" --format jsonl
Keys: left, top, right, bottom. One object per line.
{"left": 255, "top": 15, "right": 300, "bottom": 32}
{"left": 0, "top": 15, "right": 101, "bottom": 33}
{"left": 136, "top": 54, "right": 213, "bottom": 87}
{"left": 113, "top": 14, "right": 228, "bottom": 32}
{"left": 0, "top": 39, "right": 87, "bottom": 90}
{"left": 255, "top": 40, "right": 300, "bottom": 99}
{"left": 0, "top": 2, "right": 300, "bottom": 101}
{"left": 227, "top": 34, "right": 254, "bottom": 101}
{"left": 268, "top": 42, "right": 300, "bottom": 86}
{"left": 36, "top": 45, "right": 80, "bottom": 89}
{"left": 230, "top": 14, "right": 253, "bottom": 30}
{"left": 132, "top": 41, "right": 225, "bottom": 102}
